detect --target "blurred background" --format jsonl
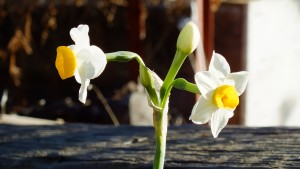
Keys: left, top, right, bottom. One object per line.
{"left": 0, "top": 0, "right": 299, "bottom": 127}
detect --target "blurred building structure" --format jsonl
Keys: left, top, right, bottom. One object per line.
{"left": 4, "top": 0, "right": 297, "bottom": 127}
{"left": 0, "top": 0, "right": 204, "bottom": 125}
{"left": 246, "top": 0, "right": 300, "bottom": 126}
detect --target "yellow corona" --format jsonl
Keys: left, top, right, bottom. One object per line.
{"left": 213, "top": 85, "right": 239, "bottom": 109}
{"left": 55, "top": 46, "right": 76, "bottom": 80}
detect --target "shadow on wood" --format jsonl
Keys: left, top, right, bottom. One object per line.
{"left": 0, "top": 124, "right": 300, "bottom": 168}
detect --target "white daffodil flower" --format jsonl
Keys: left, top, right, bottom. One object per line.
{"left": 189, "top": 52, "right": 248, "bottom": 138}
{"left": 55, "top": 24, "right": 107, "bottom": 103}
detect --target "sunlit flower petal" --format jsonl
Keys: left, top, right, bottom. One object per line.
{"left": 209, "top": 52, "right": 230, "bottom": 79}
{"left": 70, "top": 24, "right": 90, "bottom": 48}
{"left": 225, "top": 71, "right": 249, "bottom": 96}
{"left": 78, "top": 79, "right": 90, "bottom": 103}
{"left": 190, "top": 52, "right": 248, "bottom": 138}
{"left": 89, "top": 45, "right": 107, "bottom": 78}
{"left": 210, "top": 109, "right": 233, "bottom": 138}
{"left": 195, "top": 71, "right": 221, "bottom": 98}
{"left": 75, "top": 46, "right": 106, "bottom": 81}
{"left": 76, "top": 49, "right": 97, "bottom": 79}
{"left": 189, "top": 93, "right": 217, "bottom": 124}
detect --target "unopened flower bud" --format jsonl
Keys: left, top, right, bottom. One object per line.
{"left": 176, "top": 21, "right": 200, "bottom": 55}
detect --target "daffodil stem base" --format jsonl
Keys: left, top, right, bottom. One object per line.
{"left": 153, "top": 129, "right": 166, "bottom": 169}
{"left": 153, "top": 105, "right": 168, "bottom": 169}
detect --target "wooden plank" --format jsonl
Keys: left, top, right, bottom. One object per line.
{"left": 0, "top": 124, "right": 300, "bottom": 168}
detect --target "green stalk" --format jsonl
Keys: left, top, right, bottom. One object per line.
{"left": 173, "top": 78, "right": 201, "bottom": 95}
{"left": 152, "top": 49, "right": 189, "bottom": 169}
{"left": 160, "top": 49, "right": 188, "bottom": 100}
{"left": 106, "top": 51, "right": 159, "bottom": 106}
{"left": 153, "top": 102, "right": 168, "bottom": 169}
{"left": 106, "top": 51, "right": 195, "bottom": 169}
{"left": 106, "top": 51, "right": 145, "bottom": 66}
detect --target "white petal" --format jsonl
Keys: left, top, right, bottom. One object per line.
{"left": 78, "top": 79, "right": 90, "bottom": 103}
{"left": 70, "top": 25, "right": 90, "bottom": 48}
{"left": 76, "top": 49, "right": 95, "bottom": 79}
{"left": 69, "top": 45, "right": 79, "bottom": 54}
{"left": 88, "top": 45, "right": 107, "bottom": 79}
{"left": 75, "top": 46, "right": 107, "bottom": 80}
{"left": 195, "top": 71, "right": 221, "bottom": 98}
{"left": 209, "top": 52, "right": 230, "bottom": 78}
{"left": 74, "top": 71, "right": 81, "bottom": 84}
{"left": 210, "top": 109, "right": 233, "bottom": 138}
{"left": 77, "top": 24, "right": 89, "bottom": 33}
{"left": 225, "top": 71, "right": 249, "bottom": 96}
{"left": 189, "top": 95, "right": 217, "bottom": 124}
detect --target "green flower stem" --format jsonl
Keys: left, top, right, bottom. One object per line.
{"left": 153, "top": 103, "right": 168, "bottom": 169}
{"left": 106, "top": 51, "right": 145, "bottom": 66}
{"left": 173, "top": 78, "right": 201, "bottom": 94}
{"left": 153, "top": 50, "right": 189, "bottom": 169}
{"left": 160, "top": 49, "right": 188, "bottom": 101}
{"left": 106, "top": 51, "right": 196, "bottom": 169}
{"left": 105, "top": 51, "right": 159, "bottom": 106}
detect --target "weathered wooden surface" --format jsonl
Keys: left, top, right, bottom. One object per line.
{"left": 0, "top": 124, "right": 300, "bottom": 169}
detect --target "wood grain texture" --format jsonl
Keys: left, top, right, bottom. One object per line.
{"left": 0, "top": 124, "right": 300, "bottom": 169}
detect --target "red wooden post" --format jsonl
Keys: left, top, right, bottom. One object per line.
{"left": 127, "top": 0, "right": 143, "bottom": 81}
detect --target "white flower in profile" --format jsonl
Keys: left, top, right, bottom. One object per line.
{"left": 189, "top": 52, "right": 248, "bottom": 138}
{"left": 55, "top": 24, "right": 107, "bottom": 103}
